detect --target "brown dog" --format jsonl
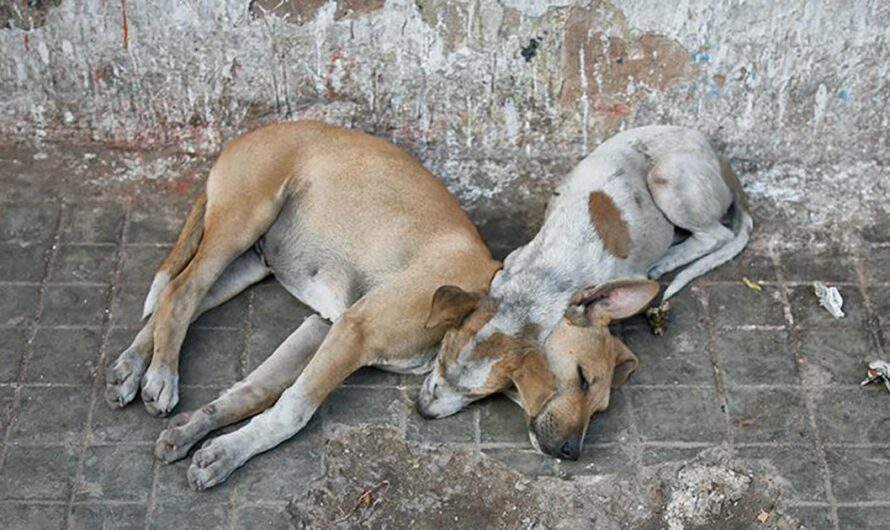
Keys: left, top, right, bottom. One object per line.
{"left": 104, "top": 121, "right": 500, "bottom": 489}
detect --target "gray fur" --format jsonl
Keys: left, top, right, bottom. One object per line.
{"left": 489, "top": 125, "right": 752, "bottom": 344}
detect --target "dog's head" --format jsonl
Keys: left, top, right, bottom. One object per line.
{"left": 416, "top": 279, "right": 658, "bottom": 460}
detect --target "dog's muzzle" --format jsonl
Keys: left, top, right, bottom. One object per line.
{"left": 416, "top": 371, "right": 471, "bottom": 419}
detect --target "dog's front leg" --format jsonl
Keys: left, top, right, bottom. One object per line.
{"left": 155, "top": 315, "right": 330, "bottom": 463}
{"left": 186, "top": 312, "right": 369, "bottom": 490}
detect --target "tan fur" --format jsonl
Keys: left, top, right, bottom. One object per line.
{"left": 511, "top": 347, "right": 557, "bottom": 418}
{"left": 587, "top": 191, "right": 631, "bottom": 259}
{"left": 127, "top": 120, "right": 499, "bottom": 420}
{"left": 426, "top": 286, "right": 484, "bottom": 330}
{"left": 720, "top": 158, "right": 750, "bottom": 211}
{"left": 158, "top": 191, "right": 206, "bottom": 278}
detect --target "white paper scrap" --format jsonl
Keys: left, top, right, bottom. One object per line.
{"left": 814, "top": 281, "right": 844, "bottom": 319}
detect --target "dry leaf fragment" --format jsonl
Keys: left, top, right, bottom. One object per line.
{"left": 756, "top": 510, "right": 769, "bottom": 523}
{"left": 741, "top": 277, "right": 762, "bottom": 292}
{"left": 645, "top": 301, "right": 671, "bottom": 336}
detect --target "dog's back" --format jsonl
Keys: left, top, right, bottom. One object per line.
{"left": 500, "top": 126, "right": 751, "bottom": 308}
{"left": 248, "top": 121, "right": 495, "bottom": 317}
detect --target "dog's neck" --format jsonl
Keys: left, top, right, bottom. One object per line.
{"left": 488, "top": 233, "right": 619, "bottom": 339}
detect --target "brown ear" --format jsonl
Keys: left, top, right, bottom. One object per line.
{"left": 511, "top": 350, "right": 556, "bottom": 418}
{"left": 567, "top": 279, "right": 660, "bottom": 325}
{"left": 610, "top": 336, "right": 639, "bottom": 389}
{"left": 425, "top": 285, "right": 483, "bottom": 330}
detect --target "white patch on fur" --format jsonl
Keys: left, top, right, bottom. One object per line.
{"left": 457, "top": 356, "right": 497, "bottom": 391}
{"left": 142, "top": 272, "right": 169, "bottom": 319}
{"left": 417, "top": 370, "right": 473, "bottom": 418}
{"left": 279, "top": 275, "right": 347, "bottom": 322}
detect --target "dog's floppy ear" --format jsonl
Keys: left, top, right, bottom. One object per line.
{"left": 566, "top": 279, "right": 659, "bottom": 326}
{"left": 610, "top": 336, "right": 639, "bottom": 389}
{"left": 425, "top": 285, "right": 483, "bottom": 330}
{"left": 511, "top": 349, "right": 556, "bottom": 418}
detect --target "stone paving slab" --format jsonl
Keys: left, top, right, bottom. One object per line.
{"left": 0, "top": 158, "right": 889, "bottom": 529}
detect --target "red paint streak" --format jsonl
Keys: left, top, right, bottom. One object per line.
{"left": 324, "top": 49, "right": 350, "bottom": 99}
{"left": 120, "top": 0, "right": 129, "bottom": 49}
{"left": 593, "top": 102, "right": 632, "bottom": 119}
{"left": 171, "top": 178, "right": 193, "bottom": 196}
{"left": 23, "top": 33, "right": 30, "bottom": 51}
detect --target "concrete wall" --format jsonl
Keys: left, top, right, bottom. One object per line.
{"left": 2, "top": 0, "right": 888, "bottom": 245}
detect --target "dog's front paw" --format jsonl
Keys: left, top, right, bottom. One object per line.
{"left": 187, "top": 436, "right": 245, "bottom": 491}
{"left": 155, "top": 410, "right": 212, "bottom": 463}
{"left": 105, "top": 349, "right": 147, "bottom": 408}
{"left": 141, "top": 366, "right": 179, "bottom": 417}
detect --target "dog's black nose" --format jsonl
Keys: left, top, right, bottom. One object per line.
{"left": 558, "top": 439, "right": 581, "bottom": 461}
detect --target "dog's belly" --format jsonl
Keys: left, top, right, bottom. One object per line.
{"left": 259, "top": 201, "right": 362, "bottom": 321}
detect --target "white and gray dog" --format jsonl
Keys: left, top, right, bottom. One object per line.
{"left": 417, "top": 125, "right": 753, "bottom": 460}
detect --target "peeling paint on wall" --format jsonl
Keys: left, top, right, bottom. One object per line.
{"left": 0, "top": 0, "right": 888, "bottom": 240}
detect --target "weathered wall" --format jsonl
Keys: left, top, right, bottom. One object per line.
{"left": 2, "top": 0, "right": 889, "bottom": 244}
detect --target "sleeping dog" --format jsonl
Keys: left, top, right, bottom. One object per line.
{"left": 417, "top": 126, "right": 753, "bottom": 461}
{"left": 104, "top": 121, "right": 501, "bottom": 489}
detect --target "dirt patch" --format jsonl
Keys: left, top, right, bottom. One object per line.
{"left": 287, "top": 426, "right": 801, "bottom": 529}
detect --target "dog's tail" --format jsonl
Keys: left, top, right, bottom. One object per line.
{"left": 141, "top": 191, "right": 207, "bottom": 319}
{"left": 662, "top": 160, "right": 754, "bottom": 301}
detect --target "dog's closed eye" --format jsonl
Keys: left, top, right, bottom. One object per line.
{"left": 577, "top": 365, "right": 590, "bottom": 391}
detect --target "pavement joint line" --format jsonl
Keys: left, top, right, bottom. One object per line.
{"left": 822, "top": 442, "right": 890, "bottom": 448}
{"left": 0, "top": 202, "right": 64, "bottom": 474}
{"left": 42, "top": 281, "right": 114, "bottom": 288}
{"left": 472, "top": 404, "right": 482, "bottom": 445}
{"left": 772, "top": 250, "right": 841, "bottom": 530}
{"left": 144, "top": 457, "right": 162, "bottom": 530}
{"left": 852, "top": 246, "right": 886, "bottom": 358}
{"left": 66, "top": 200, "right": 131, "bottom": 529}
{"left": 616, "top": 325, "right": 645, "bottom": 477}
{"left": 228, "top": 288, "right": 254, "bottom": 530}
{"left": 703, "top": 276, "right": 758, "bottom": 447}
{"left": 833, "top": 500, "right": 890, "bottom": 507}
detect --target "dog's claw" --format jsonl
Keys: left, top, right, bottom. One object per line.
{"left": 187, "top": 437, "right": 244, "bottom": 491}
{"left": 141, "top": 366, "right": 179, "bottom": 417}
{"left": 105, "top": 351, "right": 146, "bottom": 409}
{"left": 155, "top": 412, "right": 209, "bottom": 463}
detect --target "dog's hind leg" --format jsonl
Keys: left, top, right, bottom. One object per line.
{"left": 154, "top": 315, "right": 329, "bottom": 463}
{"left": 106, "top": 248, "right": 270, "bottom": 408}
{"left": 647, "top": 225, "right": 734, "bottom": 280}
{"left": 141, "top": 182, "right": 287, "bottom": 417}
{"left": 645, "top": 153, "right": 735, "bottom": 281}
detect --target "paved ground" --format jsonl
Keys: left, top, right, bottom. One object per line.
{"left": 0, "top": 145, "right": 889, "bottom": 529}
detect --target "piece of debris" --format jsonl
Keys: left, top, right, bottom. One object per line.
{"left": 757, "top": 510, "right": 770, "bottom": 523}
{"left": 645, "top": 301, "right": 671, "bottom": 336}
{"left": 742, "top": 277, "right": 763, "bottom": 292}
{"left": 860, "top": 360, "right": 890, "bottom": 392}
{"left": 813, "top": 281, "right": 844, "bottom": 319}
{"left": 329, "top": 480, "right": 390, "bottom": 527}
